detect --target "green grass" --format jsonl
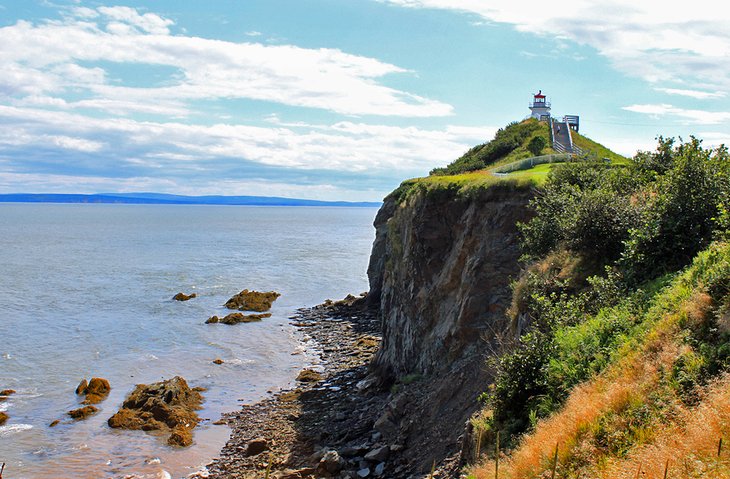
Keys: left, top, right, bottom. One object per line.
{"left": 571, "top": 130, "right": 628, "bottom": 164}
{"left": 505, "top": 163, "right": 554, "bottom": 184}
{"left": 489, "top": 126, "right": 557, "bottom": 169}
{"left": 386, "top": 169, "right": 537, "bottom": 205}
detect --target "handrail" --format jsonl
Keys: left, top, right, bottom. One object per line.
{"left": 492, "top": 153, "right": 573, "bottom": 174}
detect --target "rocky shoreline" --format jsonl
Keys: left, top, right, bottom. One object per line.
{"left": 197, "top": 293, "right": 469, "bottom": 479}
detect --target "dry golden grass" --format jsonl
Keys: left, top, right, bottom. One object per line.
{"left": 598, "top": 373, "right": 730, "bottom": 479}
{"left": 471, "top": 308, "right": 686, "bottom": 479}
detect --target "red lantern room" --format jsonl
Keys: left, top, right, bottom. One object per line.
{"left": 529, "top": 89, "right": 551, "bottom": 120}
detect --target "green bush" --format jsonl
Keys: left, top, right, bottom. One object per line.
{"left": 528, "top": 136, "right": 547, "bottom": 156}
{"left": 431, "top": 119, "right": 543, "bottom": 175}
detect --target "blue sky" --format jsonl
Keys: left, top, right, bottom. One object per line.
{"left": 1, "top": 0, "right": 729, "bottom": 201}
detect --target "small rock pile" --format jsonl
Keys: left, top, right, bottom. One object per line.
{"left": 107, "top": 376, "right": 204, "bottom": 447}
{"left": 66, "top": 377, "right": 111, "bottom": 421}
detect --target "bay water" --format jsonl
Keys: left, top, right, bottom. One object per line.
{"left": 0, "top": 204, "right": 377, "bottom": 478}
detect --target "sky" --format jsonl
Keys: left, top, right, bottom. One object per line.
{"left": 1, "top": 1, "right": 730, "bottom": 201}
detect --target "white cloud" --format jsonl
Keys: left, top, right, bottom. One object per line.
{"left": 0, "top": 7, "right": 452, "bottom": 117}
{"left": 0, "top": 104, "right": 494, "bottom": 179}
{"left": 97, "top": 6, "right": 174, "bottom": 35}
{"left": 655, "top": 88, "right": 727, "bottom": 100}
{"left": 622, "top": 104, "right": 730, "bottom": 124}
{"left": 379, "top": 0, "right": 730, "bottom": 91}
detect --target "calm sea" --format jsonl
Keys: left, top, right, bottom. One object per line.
{"left": 0, "top": 204, "right": 377, "bottom": 479}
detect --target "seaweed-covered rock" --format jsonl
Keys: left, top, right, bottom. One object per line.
{"left": 0, "top": 389, "right": 15, "bottom": 396}
{"left": 68, "top": 405, "right": 98, "bottom": 420}
{"left": 0, "top": 412, "right": 8, "bottom": 425}
{"left": 173, "top": 292, "right": 197, "bottom": 301}
{"left": 224, "top": 289, "right": 280, "bottom": 312}
{"left": 76, "top": 377, "right": 111, "bottom": 404}
{"left": 169, "top": 424, "right": 194, "bottom": 447}
{"left": 75, "top": 380, "right": 88, "bottom": 395}
{"left": 107, "top": 376, "right": 203, "bottom": 447}
{"left": 206, "top": 312, "right": 271, "bottom": 325}
{"left": 296, "top": 369, "right": 323, "bottom": 383}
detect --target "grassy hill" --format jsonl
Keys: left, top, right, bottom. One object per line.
{"left": 387, "top": 118, "right": 627, "bottom": 204}
{"left": 430, "top": 118, "right": 627, "bottom": 179}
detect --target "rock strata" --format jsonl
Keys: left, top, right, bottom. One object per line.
{"left": 225, "top": 289, "right": 280, "bottom": 312}
{"left": 107, "top": 376, "right": 203, "bottom": 447}
{"left": 206, "top": 312, "right": 271, "bottom": 324}
{"left": 173, "top": 292, "right": 197, "bottom": 301}
{"left": 76, "top": 377, "right": 111, "bottom": 404}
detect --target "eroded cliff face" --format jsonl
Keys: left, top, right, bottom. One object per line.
{"left": 368, "top": 183, "right": 533, "bottom": 381}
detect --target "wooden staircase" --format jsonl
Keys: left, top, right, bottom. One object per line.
{"left": 551, "top": 120, "right": 584, "bottom": 155}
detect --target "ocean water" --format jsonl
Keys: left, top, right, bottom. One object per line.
{"left": 0, "top": 204, "right": 377, "bottom": 479}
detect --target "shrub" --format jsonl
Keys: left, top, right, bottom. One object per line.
{"left": 528, "top": 136, "right": 547, "bottom": 156}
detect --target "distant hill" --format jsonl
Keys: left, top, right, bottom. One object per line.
{"left": 0, "top": 193, "right": 381, "bottom": 207}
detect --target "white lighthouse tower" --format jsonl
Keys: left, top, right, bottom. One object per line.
{"left": 529, "top": 90, "right": 551, "bottom": 120}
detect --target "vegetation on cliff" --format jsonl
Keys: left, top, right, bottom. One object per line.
{"left": 468, "top": 137, "right": 730, "bottom": 478}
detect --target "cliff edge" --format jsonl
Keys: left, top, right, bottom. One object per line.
{"left": 368, "top": 181, "right": 533, "bottom": 381}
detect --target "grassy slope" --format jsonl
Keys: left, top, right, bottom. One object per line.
{"left": 385, "top": 170, "right": 535, "bottom": 206}
{"left": 470, "top": 242, "right": 730, "bottom": 479}
{"left": 572, "top": 129, "right": 628, "bottom": 164}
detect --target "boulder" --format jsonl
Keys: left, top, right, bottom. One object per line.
{"left": 68, "top": 405, "right": 98, "bottom": 420}
{"left": 0, "top": 389, "right": 16, "bottom": 396}
{"left": 0, "top": 412, "right": 8, "bottom": 425}
{"left": 107, "top": 376, "right": 203, "bottom": 447}
{"left": 173, "top": 292, "right": 197, "bottom": 301}
{"left": 212, "top": 358, "right": 224, "bottom": 365}
{"left": 296, "top": 369, "right": 323, "bottom": 383}
{"left": 206, "top": 312, "right": 271, "bottom": 325}
{"left": 318, "top": 450, "right": 345, "bottom": 474}
{"left": 84, "top": 378, "right": 111, "bottom": 404}
{"left": 76, "top": 377, "right": 111, "bottom": 404}
{"left": 245, "top": 437, "right": 269, "bottom": 456}
{"left": 224, "top": 289, "right": 280, "bottom": 312}
{"left": 364, "top": 446, "right": 389, "bottom": 463}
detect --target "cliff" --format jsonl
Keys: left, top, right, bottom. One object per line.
{"left": 368, "top": 181, "right": 533, "bottom": 382}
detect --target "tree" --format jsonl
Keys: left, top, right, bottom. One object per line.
{"left": 528, "top": 136, "right": 547, "bottom": 156}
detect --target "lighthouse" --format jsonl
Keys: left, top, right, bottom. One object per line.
{"left": 529, "top": 90, "right": 551, "bottom": 120}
